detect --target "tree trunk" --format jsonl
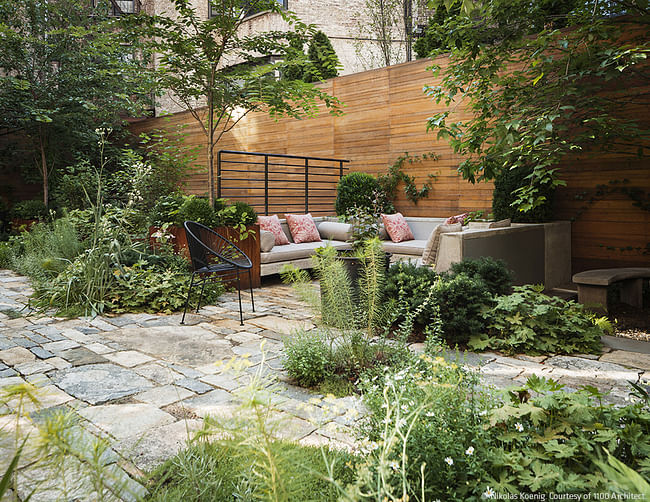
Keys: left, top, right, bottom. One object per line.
{"left": 38, "top": 125, "right": 48, "bottom": 209}
{"left": 207, "top": 97, "right": 215, "bottom": 205}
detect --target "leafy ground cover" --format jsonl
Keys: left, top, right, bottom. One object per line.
{"left": 281, "top": 250, "right": 610, "bottom": 398}
{"left": 142, "top": 352, "right": 650, "bottom": 501}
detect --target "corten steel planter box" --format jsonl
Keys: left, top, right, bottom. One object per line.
{"left": 10, "top": 218, "right": 38, "bottom": 232}
{"left": 148, "top": 224, "right": 261, "bottom": 289}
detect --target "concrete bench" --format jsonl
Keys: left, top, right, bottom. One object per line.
{"left": 572, "top": 267, "right": 650, "bottom": 313}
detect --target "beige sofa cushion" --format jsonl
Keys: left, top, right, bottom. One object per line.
{"left": 318, "top": 221, "right": 352, "bottom": 241}
{"left": 260, "top": 240, "right": 349, "bottom": 264}
{"left": 421, "top": 223, "right": 462, "bottom": 266}
{"left": 381, "top": 240, "right": 428, "bottom": 256}
{"left": 260, "top": 230, "right": 275, "bottom": 252}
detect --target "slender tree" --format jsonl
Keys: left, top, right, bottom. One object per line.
{"left": 144, "top": 0, "right": 342, "bottom": 204}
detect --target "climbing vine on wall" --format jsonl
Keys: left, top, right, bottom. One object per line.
{"left": 377, "top": 152, "right": 439, "bottom": 205}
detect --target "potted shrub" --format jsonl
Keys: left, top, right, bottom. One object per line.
{"left": 148, "top": 195, "right": 261, "bottom": 287}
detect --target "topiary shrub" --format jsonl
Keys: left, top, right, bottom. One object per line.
{"left": 216, "top": 200, "right": 257, "bottom": 227}
{"left": 492, "top": 165, "right": 555, "bottom": 222}
{"left": 177, "top": 196, "right": 215, "bottom": 226}
{"left": 447, "top": 257, "right": 513, "bottom": 296}
{"left": 335, "top": 172, "right": 392, "bottom": 217}
{"left": 433, "top": 273, "right": 493, "bottom": 346}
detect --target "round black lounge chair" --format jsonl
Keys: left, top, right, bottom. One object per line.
{"left": 181, "top": 220, "right": 255, "bottom": 326}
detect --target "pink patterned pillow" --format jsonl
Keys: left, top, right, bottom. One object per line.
{"left": 285, "top": 213, "right": 322, "bottom": 244}
{"left": 445, "top": 213, "right": 469, "bottom": 225}
{"left": 257, "top": 215, "right": 289, "bottom": 246}
{"left": 381, "top": 213, "right": 414, "bottom": 243}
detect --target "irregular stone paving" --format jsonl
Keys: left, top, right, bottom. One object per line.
{"left": 0, "top": 269, "right": 649, "bottom": 501}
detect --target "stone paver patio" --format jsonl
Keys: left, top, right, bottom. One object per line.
{"left": 1, "top": 268, "right": 649, "bottom": 500}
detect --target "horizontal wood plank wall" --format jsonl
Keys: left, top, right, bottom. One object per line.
{"left": 129, "top": 56, "right": 650, "bottom": 272}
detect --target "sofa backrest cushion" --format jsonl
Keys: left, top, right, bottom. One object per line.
{"left": 260, "top": 230, "right": 276, "bottom": 252}
{"left": 318, "top": 221, "right": 352, "bottom": 241}
{"left": 258, "top": 215, "right": 290, "bottom": 246}
{"left": 422, "top": 223, "right": 462, "bottom": 266}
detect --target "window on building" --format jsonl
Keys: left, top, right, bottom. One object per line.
{"left": 93, "top": 0, "right": 140, "bottom": 16}
{"left": 209, "top": 0, "right": 287, "bottom": 19}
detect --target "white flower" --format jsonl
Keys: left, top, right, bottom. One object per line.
{"left": 388, "top": 460, "right": 400, "bottom": 471}
{"left": 395, "top": 418, "right": 407, "bottom": 429}
{"left": 514, "top": 422, "right": 524, "bottom": 432}
{"left": 483, "top": 486, "right": 495, "bottom": 499}
{"left": 444, "top": 457, "right": 453, "bottom": 466}
{"left": 465, "top": 446, "right": 474, "bottom": 456}
{"left": 425, "top": 411, "right": 435, "bottom": 417}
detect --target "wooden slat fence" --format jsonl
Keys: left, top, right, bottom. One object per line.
{"left": 130, "top": 55, "right": 650, "bottom": 273}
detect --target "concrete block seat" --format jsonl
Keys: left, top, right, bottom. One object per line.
{"left": 573, "top": 267, "right": 650, "bottom": 313}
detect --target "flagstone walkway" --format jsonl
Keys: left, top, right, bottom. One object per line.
{"left": 0, "top": 268, "right": 649, "bottom": 501}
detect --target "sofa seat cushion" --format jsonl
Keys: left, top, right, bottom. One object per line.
{"left": 381, "top": 239, "right": 428, "bottom": 256}
{"left": 260, "top": 240, "right": 349, "bottom": 264}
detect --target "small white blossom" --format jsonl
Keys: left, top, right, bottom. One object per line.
{"left": 388, "top": 460, "right": 400, "bottom": 471}
{"left": 444, "top": 457, "right": 453, "bottom": 466}
{"left": 465, "top": 446, "right": 474, "bottom": 456}
{"left": 514, "top": 422, "right": 524, "bottom": 432}
{"left": 483, "top": 486, "right": 495, "bottom": 499}
{"left": 395, "top": 418, "right": 407, "bottom": 429}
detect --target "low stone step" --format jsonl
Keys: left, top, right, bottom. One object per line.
{"left": 546, "top": 288, "right": 578, "bottom": 302}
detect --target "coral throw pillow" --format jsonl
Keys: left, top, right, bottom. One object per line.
{"left": 257, "top": 215, "right": 289, "bottom": 246}
{"left": 285, "top": 213, "right": 322, "bottom": 244}
{"left": 445, "top": 213, "right": 469, "bottom": 225}
{"left": 381, "top": 213, "right": 414, "bottom": 243}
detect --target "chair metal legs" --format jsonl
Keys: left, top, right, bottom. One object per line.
{"left": 196, "top": 277, "right": 207, "bottom": 313}
{"left": 181, "top": 268, "right": 255, "bottom": 326}
{"left": 248, "top": 269, "right": 255, "bottom": 313}
{"left": 237, "top": 269, "right": 244, "bottom": 326}
{"left": 181, "top": 272, "right": 196, "bottom": 325}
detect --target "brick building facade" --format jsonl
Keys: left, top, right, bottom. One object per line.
{"left": 150, "top": 0, "right": 430, "bottom": 115}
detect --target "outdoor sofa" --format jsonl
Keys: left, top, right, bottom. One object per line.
{"left": 258, "top": 216, "right": 571, "bottom": 290}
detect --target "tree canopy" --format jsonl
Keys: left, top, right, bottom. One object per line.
{"left": 423, "top": 0, "right": 650, "bottom": 214}
{"left": 0, "top": 0, "right": 153, "bottom": 207}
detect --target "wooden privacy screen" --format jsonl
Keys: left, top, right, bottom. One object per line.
{"left": 129, "top": 57, "right": 650, "bottom": 273}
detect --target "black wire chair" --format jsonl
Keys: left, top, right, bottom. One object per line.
{"left": 181, "top": 220, "right": 255, "bottom": 326}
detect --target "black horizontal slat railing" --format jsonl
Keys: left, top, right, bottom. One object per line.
{"left": 217, "top": 150, "right": 350, "bottom": 215}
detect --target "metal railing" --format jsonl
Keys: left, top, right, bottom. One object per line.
{"left": 217, "top": 150, "right": 350, "bottom": 215}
